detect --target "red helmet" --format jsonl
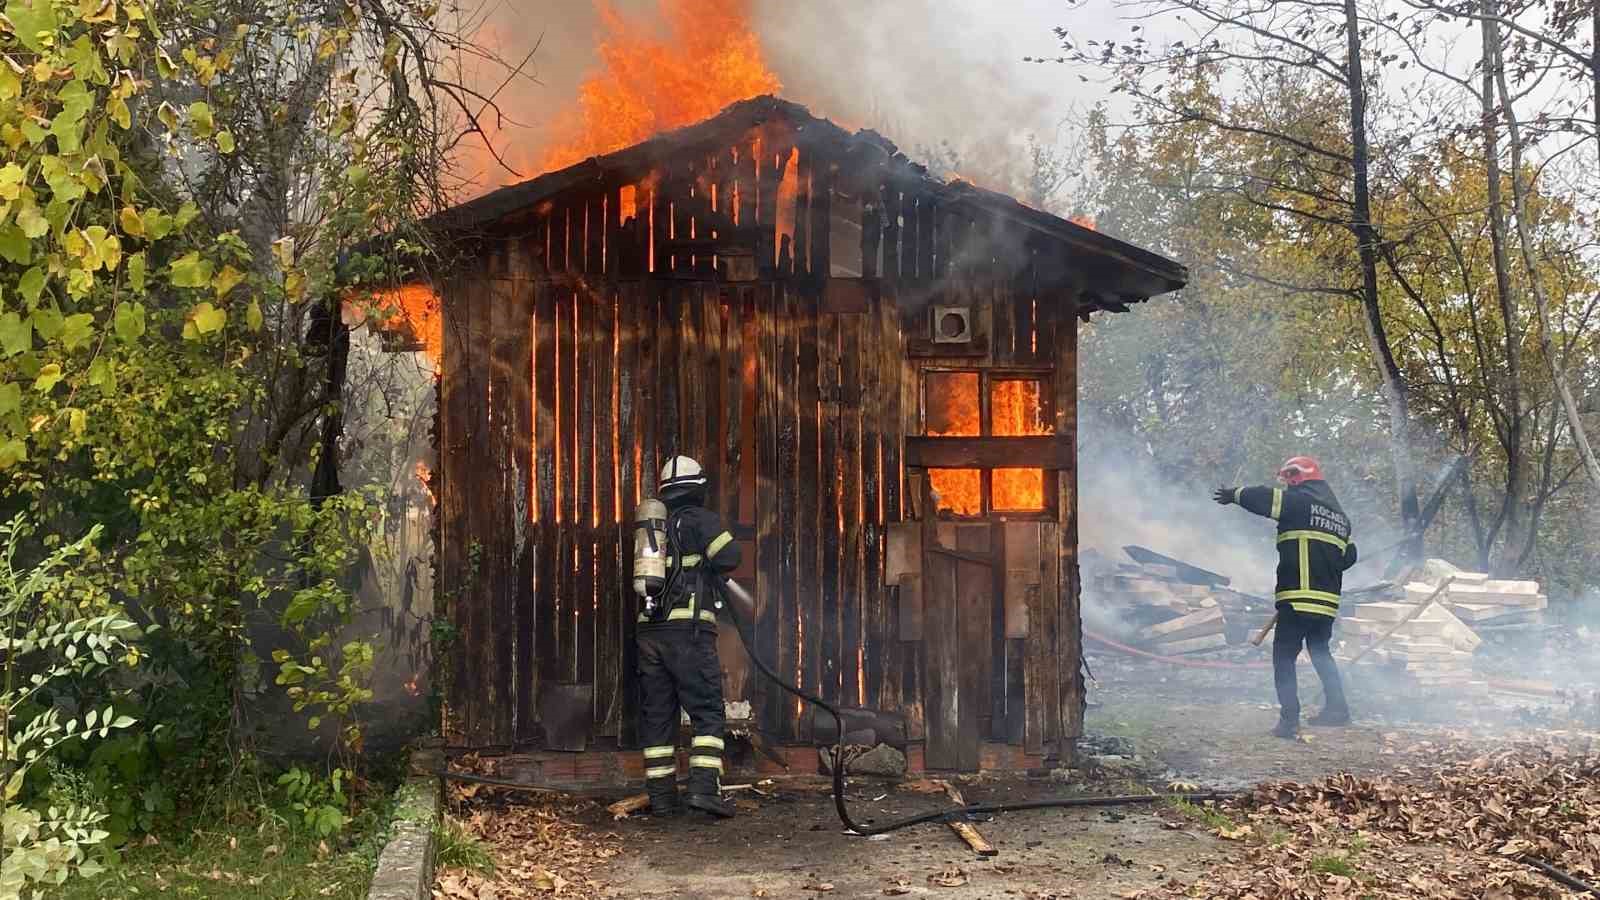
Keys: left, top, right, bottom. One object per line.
{"left": 1277, "top": 456, "right": 1324, "bottom": 486}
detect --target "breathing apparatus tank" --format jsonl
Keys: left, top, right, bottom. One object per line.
{"left": 631, "top": 497, "right": 670, "bottom": 617}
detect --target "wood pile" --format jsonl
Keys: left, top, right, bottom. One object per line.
{"left": 1088, "top": 547, "right": 1275, "bottom": 653}
{"left": 1337, "top": 559, "right": 1546, "bottom": 688}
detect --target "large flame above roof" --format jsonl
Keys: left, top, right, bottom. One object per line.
{"left": 537, "top": 0, "right": 782, "bottom": 173}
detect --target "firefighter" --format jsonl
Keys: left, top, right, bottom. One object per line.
{"left": 1213, "top": 456, "right": 1357, "bottom": 739}
{"left": 636, "top": 455, "right": 740, "bottom": 818}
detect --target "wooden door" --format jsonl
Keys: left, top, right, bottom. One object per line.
{"left": 921, "top": 520, "right": 994, "bottom": 771}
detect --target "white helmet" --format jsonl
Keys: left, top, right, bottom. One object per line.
{"left": 659, "top": 455, "right": 707, "bottom": 499}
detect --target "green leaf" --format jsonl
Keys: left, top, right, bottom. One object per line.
{"left": 213, "top": 264, "right": 244, "bottom": 298}
{"left": 67, "top": 406, "right": 84, "bottom": 435}
{"left": 32, "top": 307, "right": 63, "bottom": 340}
{"left": 0, "top": 57, "right": 18, "bottom": 102}
{"left": 246, "top": 297, "right": 263, "bottom": 332}
{"left": 168, "top": 251, "right": 213, "bottom": 288}
{"left": 114, "top": 303, "right": 145, "bottom": 342}
{"left": 188, "top": 101, "right": 214, "bottom": 139}
{"left": 86, "top": 356, "right": 112, "bottom": 389}
{"left": 3, "top": 0, "right": 59, "bottom": 54}
{"left": 0, "top": 382, "right": 18, "bottom": 415}
{"left": 33, "top": 363, "right": 62, "bottom": 393}
{"left": 0, "top": 311, "right": 31, "bottom": 357}
{"left": 0, "top": 437, "right": 26, "bottom": 470}
{"left": 0, "top": 224, "right": 29, "bottom": 264}
{"left": 0, "top": 161, "right": 22, "bottom": 200}
{"left": 282, "top": 591, "right": 321, "bottom": 625}
{"left": 17, "top": 266, "right": 46, "bottom": 304}
{"left": 142, "top": 210, "right": 172, "bottom": 240}
{"left": 60, "top": 313, "right": 93, "bottom": 351}
{"left": 216, "top": 130, "right": 235, "bottom": 154}
{"left": 127, "top": 252, "right": 147, "bottom": 292}
{"left": 174, "top": 202, "right": 200, "bottom": 230}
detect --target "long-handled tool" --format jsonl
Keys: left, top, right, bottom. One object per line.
{"left": 1250, "top": 613, "right": 1278, "bottom": 646}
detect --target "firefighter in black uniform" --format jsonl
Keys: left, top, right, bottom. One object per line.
{"left": 636, "top": 455, "right": 740, "bottom": 818}
{"left": 1214, "top": 456, "right": 1357, "bottom": 739}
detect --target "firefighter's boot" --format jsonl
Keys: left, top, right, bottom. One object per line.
{"left": 685, "top": 767, "right": 734, "bottom": 819}
{"left": 646, "top": 777, "right": 680, "bottom": 817}
{"left": 1270, "top": 717, "right": 1299, "bottom": 740}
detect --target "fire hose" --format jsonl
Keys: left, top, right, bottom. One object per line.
{"left": 716, "top": 578, "right": 1240, "bottom": 836}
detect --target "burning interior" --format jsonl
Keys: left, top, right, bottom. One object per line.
{"left": 411, "top": 96, "right": 1186, "bottom": 775}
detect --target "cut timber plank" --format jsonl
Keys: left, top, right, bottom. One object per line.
{"left": 948, "top": 820, "right": 998, "bottom": 857}
{"left": 1139, "top": 607, "right": 1225, "bottom": 643}
{"left": 1157, "top": 633, "right": 1229, "bottom": 654}
{"left": 608, "top": 794, "right": 650, "bottom": 819}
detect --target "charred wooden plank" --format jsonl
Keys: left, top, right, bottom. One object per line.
{"left": 575, "top": 289, "right": 597, "bottom": 693}
{"left": 988, "top": 519, "right": 1007, "bottom": 742}
{"left": 1055, "top": 292, "right": 1082, "bottom": 759}
{"left": 818, "top": 313, "right": 843, "bottom": 704}
{"left": 904, "top": 436, "right": 1069, "bottom": 470}
{"left": 921, "top": 478, "right": 957, "bottom": 769}
{"left": 956, "top": 524, "right": 990, "bottom": 771}
{"left": 658, "top": 286, "right": 681, "bottom": 459}
{"left": 810, "top": 149, "right": 833, "bottom": 280}
{"left": 593, "top": 288, "right": 620, "bottom": 735}
{"left": 532, "top": 281, "right": 560, "bottom": 736}
{"left": 719, "top": 291, "right": 743, "bottom": 522}
{"left": 492, "top": 280, "right": 534, "bottom": 746}
{"left": 755, "top": 283, "right": 783, "bottom": 735}
{"left": 900, "top": 194, "right": 919, "bottom": 280}
{"left": 556, "top": 286, "right": 579, "bottom": 682}
{"left": 839, "top": 309, "right": 863, "bottom": 707}
{"left": 918, "top": 199, "right": 937, "bottom": 286}
{"left": 462, "top": 276, "right": 497, "bottom": 742}
{"left": 860, "top": 295, "right": 884, "bottom": 709}
{"left": 701, "top": 286, "right": 724, "bottom": 481}
{"left": 993, "top": 273, "right": 1015, "bottom": 365}
{"left": 861, "top": 187, "right": 881, "bottom": 280}
{"left": 636, "top": 183, "right": 655, "bottom": 278}
{"left": 793, "top": 146, "right": 811, "bottom": 277}
{"left": 679, "top": 285, "right": 704, "bottom": 460}
{"left": 1037, "top": 521, "right": 1062, "bottom": 757}
{"left": 776, "top": 282, "right": 801, "bottom": 739}
{"left": 882, "top": 186, "right": 901, "bottom": 281}
{"left": 612, "top": 283, "right": 639, "bottom": 742}
{"left": 878, "top": 291, "right": 904, "bottom": 712}
{"left": 788, "top": 287, "right": 818, "bottom": 735}
{"left": 586, "top": 194, "right": 604, "bottom": 275}
{"left": 606, "top": 186, "right": 623, "bottom": 279}
{"left": 737, "top": 139, "right": 757, "bottom": 241}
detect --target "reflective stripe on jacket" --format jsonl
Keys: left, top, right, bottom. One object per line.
{"left": 640, "top": 503, "right": 741, "bottom": 626}
{"left": 1235, "top": 480, "right": 1358, "bottom": 618}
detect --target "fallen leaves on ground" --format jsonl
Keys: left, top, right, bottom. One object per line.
{"left": 1134, "top": 738, "right": 1600, "bottom": 898}
{"left": 433, "top": 758, "right": 621, "bottom": 899}
{"left": 929, "top": 864, "right": 969, "bottom": 887}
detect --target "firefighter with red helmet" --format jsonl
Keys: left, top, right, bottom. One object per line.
{"left": 632, "top": 455, "right": 740, "bottom": 818}
{"left": 1214, "top": 456, "right": 1357, "bottom": 738}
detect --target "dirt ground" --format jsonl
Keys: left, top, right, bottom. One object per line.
{"left": 443, "top": 649, "right": 1597, "bottom": 900}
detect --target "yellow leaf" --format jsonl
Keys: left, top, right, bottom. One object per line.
{"left": 68, "top": 407, "right": 85, "bottom": 435}
{"left": 284, "top": 270, "right": 305, "bottom": 301}
{"left": 272, "top": 236, "right": 295, "bottom": 269}
{"left": 246, "top": 297, "right": 263, "bottom": 332}
{"left": 34, "top": 363, "right": 63, "bottom": 393}
{"left": 212, "top": 264, "right": 244, "bottom": 298}
{"left": 120, "top": 206, "right": 144, "bottom": 237}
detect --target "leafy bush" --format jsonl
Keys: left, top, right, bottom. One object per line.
{"left": 1, "top": 515, "right": 138, "bottom": 899}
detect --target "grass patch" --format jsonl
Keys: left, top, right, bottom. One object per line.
{"left": 435, "top": 817, "right": 495, "bottom": 875}
{"left": 1261, "top": 825, "right": 1292, "bottom": 847}
{"left": 43, "top": 774, "right": 399, "bottom": 900}
{"left": 1168, "top": 797, "right": 1237, "bottom": 832}
{"left": 1309, "top": 853, "right": 1358, "bottom": 877}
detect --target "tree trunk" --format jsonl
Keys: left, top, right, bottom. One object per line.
{"left": 1479, "top": 0, "right": 1525, "bottom": 572}
{"left": 1344, "top": 0, "right": 1422, "bottom": 548}
{"left": 1491, "top": 20, "right": 1600, "bottom": 495}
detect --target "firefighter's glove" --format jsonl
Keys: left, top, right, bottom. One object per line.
{"left": 1212, "top": 486, "right": 1236, "bottom": 506}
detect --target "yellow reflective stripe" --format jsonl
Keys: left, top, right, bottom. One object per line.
{"left": 664, "top": 608, "right": 717, "bottom": 622}
{"left": 1233, "top": 487, "right": 1243, "bottom": 503}
{"left": 1276, "top": 589, "right": 1341, "bottom": 605}
{"left": 706, "top": 531, "right": 735, "bottom": 559}
{"left": 669, "top": 554, "right": 703, "bottom": 568}
{"left": 1277, "top": 530, "right": 1349, "bottom": 552}
{"left": 691, "top": 735, "right": 724, "bottom": 751}
{"left": 688, "top": 756, "right": 723, "bottom": 771}
{"left": 1270, "top": 488, "right": 1283, "bottom": 520}
{"left": 1287, "top": 601, "right": 1338, "bottom": 618}
{"left": 643, "top": 746, "right": 675, "bottom": 759}
{"left": 1298, "top": 536, "right": 1310, "bottom": 590}
{"left": 645, "top": 765, "right": 677, "bottom": 779}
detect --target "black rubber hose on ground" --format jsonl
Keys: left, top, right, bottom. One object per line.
{"left": 1519, "top": 856, "right": 1600, "bottom": 896}
{"left": 717, "top": 578, "right": 1239, "bottom": 836}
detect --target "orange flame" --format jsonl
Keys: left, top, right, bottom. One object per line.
{"left": 925, "top": 375, "right": 1049, "bottom": 516}
{"left": 926, "top": 372, "right": 982, "bottom": 517}
{"left": 538, "top": 0, "right": 782, "bottom": 172}
{"left": 1069, "top": 214, "right": 1097, "bottom": 231}
{"left": 991, "top": 379, "right": 1048, "bottom": 511}
{"left": 345, "top": 284, "right": 443, "bottom": 374}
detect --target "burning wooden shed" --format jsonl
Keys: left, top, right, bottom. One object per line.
{"left": 422, "top": 96, "right": 1186, "bottom": 774}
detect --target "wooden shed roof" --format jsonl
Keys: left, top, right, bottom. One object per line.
{"left": 428, "top": 96, "right": 1188, "bottom": 310}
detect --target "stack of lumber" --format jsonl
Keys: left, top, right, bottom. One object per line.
{"left": 1415, "top": 559, "right": 1548, "bottom": 627}
{"left": 1338, "top": 600, "right": 1483, "bottom": 687}
{"left": 1090, "top": 546, "right": 1281, "bottom": 652}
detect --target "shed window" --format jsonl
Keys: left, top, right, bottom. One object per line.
{"left": 923, "top": 370, "right": 1053, "bottom": 517}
